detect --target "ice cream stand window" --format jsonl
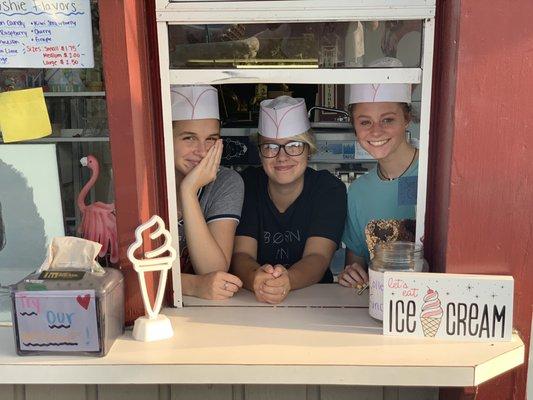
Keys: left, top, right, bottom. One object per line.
{"left": 0, "top": 1, "right": 525, "bottom": 396}
{"left": 155, "top": 0, "right": 435, "bottom": 307}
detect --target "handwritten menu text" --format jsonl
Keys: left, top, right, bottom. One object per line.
{"left": 0, "top": 1, "right": 93, "bottom": 68}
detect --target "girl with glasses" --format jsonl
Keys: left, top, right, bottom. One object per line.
{"left": 232, "top": 96, "right": 347, "bottom": 304}
{"left": 171, "top": 85, "right": 244, "bottom": 300}
{"left": 339, "top": 58, "right": 419, "bottom": 290}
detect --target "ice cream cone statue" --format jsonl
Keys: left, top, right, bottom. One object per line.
{"left": 420, "top": 288, "right": 443, "bottom": 337}
{"left": 127, "top": 215, "right": 177, "bottom": 341}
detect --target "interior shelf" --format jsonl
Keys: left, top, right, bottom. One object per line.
{"left": 43, "top": 91, "right": 106, "bottom": 97}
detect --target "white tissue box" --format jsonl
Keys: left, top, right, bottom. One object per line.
{"left": 11, "top": 268, "right": 124, "bottom": 356}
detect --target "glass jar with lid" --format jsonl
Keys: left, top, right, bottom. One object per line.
{"left": 368, "top": 241, "right": 428, "bottom": 321}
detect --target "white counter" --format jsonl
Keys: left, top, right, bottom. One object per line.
{"left": 0, "top": 285, "right": 524, "bottom": 387}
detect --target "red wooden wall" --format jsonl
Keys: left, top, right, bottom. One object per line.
{"left": 427, "top": 0, "right": 533, "bottom": 398}
{"left": 98, "top": 0, "right": 165, "bottom": 324}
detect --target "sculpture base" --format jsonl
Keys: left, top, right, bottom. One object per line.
{"left": 132, "top": 314, "right": 174, "bottom": 342}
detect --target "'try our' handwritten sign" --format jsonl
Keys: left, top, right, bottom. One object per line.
{"left": 14, "top": 290, "right": 99, "bottom": 352}
{"left": 383, "top": 272, "right": 513, "bottom": 342}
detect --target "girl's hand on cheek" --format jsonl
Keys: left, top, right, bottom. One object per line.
{"left": 181, "top": 139, "right": 223, "bottom": 194}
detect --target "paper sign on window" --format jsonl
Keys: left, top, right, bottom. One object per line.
{"left": 383, "top": 272, "right": 513, "bottom": 342}
{"left": 0, "top": 0, "right": 94, "bottom": 68}
{"left": 14, "top": 290, "right": 99, "bottom": 352}
{"left": 0, "top": 88, "right": 52, "bottom": 142}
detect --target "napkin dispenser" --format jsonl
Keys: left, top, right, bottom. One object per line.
{"left": 10, "top": 237, "right": 124, "bottom": 356}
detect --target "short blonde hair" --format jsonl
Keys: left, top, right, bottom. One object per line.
{"left": 255, "top": 130, "right": 318, "bottom": 155}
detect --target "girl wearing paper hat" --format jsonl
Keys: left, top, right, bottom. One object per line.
{"left": 339, "top": 58, "right": 418, "bottom": 289}
{"left": 232, "top": 96, "right": 347, "bottom": 304}
{"left": 171, "top": 85, "right": 244, "bottom": 300}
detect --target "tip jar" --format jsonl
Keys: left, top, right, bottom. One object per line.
{"left": 368, "top": 241, "right": 428, "bottom": 321}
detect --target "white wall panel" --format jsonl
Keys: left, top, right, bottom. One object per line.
{"left": 244, "top": 385, "right": 307, "bottom": 400}
{"left": 305, "top": 385, "right": 319, "bottom": 400}
{"left": 398, "top": 387, "right": 438, "bottom": 400}
{"left": 321, "top": 385, "right": 384, "bottom": 400}
{"left": 7, "top": 383, "right": 438, "bottom": 400}
{"left": 86, "top": 385, "right": 97, "bottom": 400}
{"left": 170, "top": 384, "right": 233, "bottom": 400}
{"left": 97, "top": 385, "right": 159, "bottom": 400}
{"left": 384, "top": 387, "right": 399, "bottom": 400}
{"left": 159, "top": 385, "right": 171, "bottom": 400}
{"left": 0, "top": 385, "right": 16, "bottom": 400}
{"left": 24, "top": 385, "right": 85, "bottom": 400}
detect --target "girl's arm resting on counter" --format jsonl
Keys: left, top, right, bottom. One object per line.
{"left": 286, "top": 236, "right": 337, "bottom": 290}
{"left": 182, "top": 187, "right": 238, "bottom": 275}
{"left": 345, "top": 248, "right": 366, "bottom": 269}
{"left": 181, "top": 273, "right": 200, "bottom": 297}
{"left": 231, "top": 235, "right": 261, "bottom": 290}
{"left": 232, "top": 235, "right": 286, "bottom": 304}
{"left": 338, "top": 248, "right": 368, "bottom": 287}
{"left": 181, "top": 271, "right": 242, "bottom": 300}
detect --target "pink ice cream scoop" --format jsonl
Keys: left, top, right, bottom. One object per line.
{"left": 421, "top": 289, "right": 443, "bottom": 318}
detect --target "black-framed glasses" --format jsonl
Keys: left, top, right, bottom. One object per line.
{"left": 258, "top": 141, "right": 307, "bottom": 158}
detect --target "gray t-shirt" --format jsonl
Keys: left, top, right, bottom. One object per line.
{"left": 178, "top": 167, "right": 244, "bottom": 274}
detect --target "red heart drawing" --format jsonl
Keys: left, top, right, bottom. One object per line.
{"left": 76, "top": 294, "right": 91, "bottom": 310}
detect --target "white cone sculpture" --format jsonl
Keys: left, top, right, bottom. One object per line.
{"left": 127, "top": 216, "right": 177, "bottom": 341}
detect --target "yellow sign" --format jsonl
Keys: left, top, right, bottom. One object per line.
{"left": 0, "top": 88, "right": 52, "bottom": 143}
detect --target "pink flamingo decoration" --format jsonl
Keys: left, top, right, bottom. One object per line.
{"left": 77, "top": 155, "right": 119, "bottom": 264}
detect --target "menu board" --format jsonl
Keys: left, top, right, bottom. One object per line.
{"left": 0, "top": 0, "right": 94, "bottom": 68}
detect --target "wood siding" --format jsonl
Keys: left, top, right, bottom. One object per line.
{"left": 0, "top": 385, "right": 437, "bottom": 400}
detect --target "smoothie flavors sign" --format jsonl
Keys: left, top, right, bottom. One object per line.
{"left": 383, "top": 272, "right": 514, "bottom": 341}
{"left": 0, "top": 0, "right": 94, "bottom": 68}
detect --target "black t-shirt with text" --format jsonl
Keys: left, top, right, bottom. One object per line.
{"left": 236, "top": 167, "right": 347, "bottom": 283}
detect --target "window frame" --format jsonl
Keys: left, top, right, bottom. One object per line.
{"left": 156, "top": 0, "right": 436, "bottom": 307}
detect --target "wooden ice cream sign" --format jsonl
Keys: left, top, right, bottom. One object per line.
{"left": 383, "top": 272, "right": 514, "bottom": 341}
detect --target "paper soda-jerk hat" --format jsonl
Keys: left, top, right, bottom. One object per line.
{"left": 346, "top": 57, "right": 411, "bottom": 105}
{"left": 171, "top": 85, "right": 220, "bottom": 121}
{"left": 258, "top": 96, "right": 311, "bottom": 139}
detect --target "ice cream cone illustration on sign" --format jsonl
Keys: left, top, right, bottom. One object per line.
{"left": 420, "top": 288, "right": 443, "bottom": 337}
{"left": 127, "top": 215, "right": 177, "bottom": 342}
